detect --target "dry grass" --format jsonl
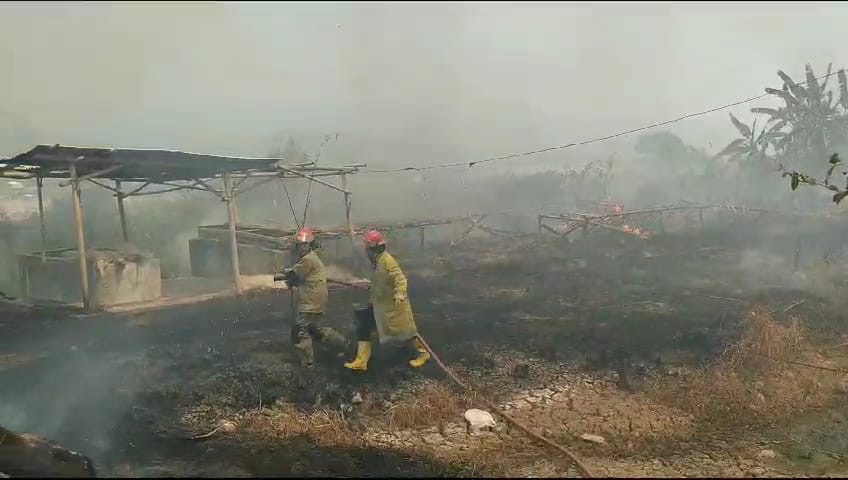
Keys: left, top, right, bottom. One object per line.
{"left": 383, "top": 381, "right": 472, "bottom": 431}
{"left": 241, "top": 403, "right": 360, "bottom": 446}
{"left": 649, "top": 308, "right": 836, "bottom": 430}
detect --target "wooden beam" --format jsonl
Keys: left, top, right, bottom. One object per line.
{"left": 116, "top": 180, "right": 129, "bottom": 242}
{"left": 341, "top": 174, "right": 355, "bottom": 242}
{"left": 223, "top": 173, "right": 243, "bottom": 294}
{"left": 128, "top": 185, "right": 189, "bottom": 196}
{"left": 279, "top": 167, "right": 349, "bottom": 194}
{"left": 36, "top": 175, "right": 47, "bottom": 262}
{"left": 86, "top": 178, "right": 121, "bottom": 194}
{"left": 193, "top": 178, "right": 223, "bottom": 198}
{"left": 125, "top": 181, "right": 151, "bottom": 196}
{"left": 69, "top": 163, "right": 91, "bottom": 310}
{"left": 58, "top": 165, "right": 123, "bottom": 187}
{"left": 230, "top": 175, "right": 278, "bottom": 198}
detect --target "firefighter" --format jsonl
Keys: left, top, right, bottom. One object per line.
{"left": 344, "top": 229, "right": 430, "bottom": 371}
{"left": 280, "top": 227, "right": 348, "bottom": 368}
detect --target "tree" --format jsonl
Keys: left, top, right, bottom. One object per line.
{"left": 713, "top": 62, "right": 848, "bottom": 205}
{"left": 739, "top": 63, "right": 848, "bottom": 173}
{"left": 715, "top": 113, "right": 770, "bottom": 164}
{"left": 634, "top": 131, "right": 690, "bottom": 174}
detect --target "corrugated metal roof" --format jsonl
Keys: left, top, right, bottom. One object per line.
{"left": 2, "top": 144, "right": 284, "bottom": 181}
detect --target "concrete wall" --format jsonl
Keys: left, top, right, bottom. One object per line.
{"left": 189, "top": 238, "right": 291, "bottom": 277}
{"left": 19, "top": 250, "right": 162, "bottom": 307}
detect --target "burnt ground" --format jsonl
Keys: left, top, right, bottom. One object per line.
{"left": 2, "top": 216, "right": 848, "bottom": 477}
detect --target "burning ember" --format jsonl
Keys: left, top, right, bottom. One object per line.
{"left": 599, "top": 199, "right": 651, "bottom": 239}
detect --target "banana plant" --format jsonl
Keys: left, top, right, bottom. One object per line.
{"left": 753, "top": 63, "right": 846, "bottom": 158}
{"left": 715, "top": 112, "right": 770, "bottom": 162}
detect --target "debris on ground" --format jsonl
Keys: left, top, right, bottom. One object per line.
{"left": 464, "top": 408, "right": 496, "bottom": 434}
{"left": 580, "top": 433, "right": 607, "bottom": 444}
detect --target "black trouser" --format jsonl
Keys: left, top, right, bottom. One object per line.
{"left": 353, "top": 304, "right": 377, "bottom": 342}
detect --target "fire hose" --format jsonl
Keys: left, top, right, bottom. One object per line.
{"left": 327, "top": 278, "right": 594, "bottom": 478}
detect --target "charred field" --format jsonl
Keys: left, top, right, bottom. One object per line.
{"left": 3, "top": 213, "right": 848, "bottom": 477}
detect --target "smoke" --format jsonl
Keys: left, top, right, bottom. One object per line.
{"left": 325, "top": 263, "right": 368, "bottom": 284}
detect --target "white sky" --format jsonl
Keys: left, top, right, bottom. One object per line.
{"left": 2, "top": 1, "right": 847, "bottom": 172}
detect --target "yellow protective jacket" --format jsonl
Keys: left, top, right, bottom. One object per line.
{"left": 371, "top": 251, "right": 418, "bottom": 344}
{"left": 292, "top": 250, "right": 328, "bottom": 314}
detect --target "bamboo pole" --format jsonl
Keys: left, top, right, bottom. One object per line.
{"left": 341, "top": 174, "right": 355, "bottom": 242}
{"left": 223, "top": 173, "right": 243, "bottom": 294}
{"left": 36, "top": 175, "right": 47, "bottom": 262}
{"left": 115, "top": 180, "right": 129, "bottom": 242}
{"left": 69, "top": 163, "right": 91, "bottom": 310}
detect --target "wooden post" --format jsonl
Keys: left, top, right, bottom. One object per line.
{"left": 341, "top": 174, "right": 355, "bottom": 242}
{"left": 419, "top": 227, "right": 425, "bottom": 250}
{"left": 115, "top": 180, "right": 129, "bottom": 242}
{"left": 18, "top": 257, "right": 29, "bottom": 301}
{"left": 69, "top": 163, "right": 91, "bottom": 310}
{"left": 341, "top": 173, "right": 360, "bottom": 270}
{"left": 699, "top": 208, "right": 704, "bottom": 228}
{"left": 36, "top": 175, "right": 47, "bottom": 262}
{"left": 232, "top": 187, "right": 240, "bottom": 225}
{"left": 537, "top": 215, "right": 543, "bottom": 244}
{"left": 223, "top": 173, "right": 243, "bottom": 294}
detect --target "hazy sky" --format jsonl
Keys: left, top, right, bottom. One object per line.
{"left": 2, "top": 1, "right": 848, "bottom": 172}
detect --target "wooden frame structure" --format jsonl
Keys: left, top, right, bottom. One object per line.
{"left": 536, "top": 203, "right": 809, "bottom": 242}
{"left": 0, "top": 144, "right": 363, "bottom": 310}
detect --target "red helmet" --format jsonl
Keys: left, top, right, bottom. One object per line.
{"left": 294, "top": 227, "right": 315, "bottom": 244}
{"left": 363, "top": 230, "right": 386, "bottom": 248}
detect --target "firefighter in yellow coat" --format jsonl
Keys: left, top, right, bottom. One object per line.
{"left": 344, "top": 229, "right": 430, "bottom": 371}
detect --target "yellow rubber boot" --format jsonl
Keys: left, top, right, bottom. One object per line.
{"left": 344, "top": 341, "right": 372, "bottom": 371}
{"left": 409, "top": 338, "right": 431, "bottom": 368}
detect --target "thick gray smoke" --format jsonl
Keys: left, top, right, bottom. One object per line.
{"left": 4, "top": 4, "right": 848, "bottom": 468}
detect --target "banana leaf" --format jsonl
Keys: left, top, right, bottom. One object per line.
{"left": 820, "top": 62, "right": 834, "bottom": 92}
{"left": 805, "top": 63, "right": 821, "bottom": 105}
{"left": 766, "top": 88, "right": 800, "bottom": 107}
{"left": 750, "top": 119, "right": 759, "bottom": 156}
{"left": 778, "top": 70, "right": 807, "bottom": 100}
{"left": 750, "top": 107, "right": 783, "bottom": 118}
{"left": 715, "top": 138, "right": 748, "bottom": 158}
{"left": 729, "top": 112, "right": 751, "bottom": 137}
{"left": 839, "top": 69, "right": 848, "bottom": 109}
{"left": 768, "top": 119, "right": 788, "bottom": 133}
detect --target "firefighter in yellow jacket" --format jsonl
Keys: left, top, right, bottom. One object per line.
{"left": 280, "top": 227, "right": 348, "bottom": 368}
{"left": 344, "top": 229, "right": 430, "bottom": 371}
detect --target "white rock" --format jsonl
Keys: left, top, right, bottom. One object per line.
{"left": 580, "top": 433, "right": 606, "bottom": 444}
{"left": 757, "top": 449, "right": 777, "bottom": 459}
{"left": 464, "top": 409, "right": 496, "bottom": 434}
{"left": 351, "top": 392, "right": 363, "bottom": 404}
{"left": 746, "top": 466, "right": 766, "bottom": 477}
{"left": 838, "top": 375, "right": 848, "bottom": 394}
{"left": 218, "top": 420, "right": 237, "bottom": 433}
{"left": 422, "top": 433, "right": 443, "bottom": 445}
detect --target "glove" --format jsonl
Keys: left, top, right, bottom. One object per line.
{"left": 393, "top": 292, "right": 407, "bottom": 305}
{"left": 276, "top": 268, "right": 299, "bottom": 287}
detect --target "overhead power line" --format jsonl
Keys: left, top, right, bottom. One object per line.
{"left": 360, "top": 70, "right": 834, "bottom": 175}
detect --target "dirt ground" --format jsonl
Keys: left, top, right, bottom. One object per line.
{"left": 3, "top": 213, "right": 848, "bottom": 477}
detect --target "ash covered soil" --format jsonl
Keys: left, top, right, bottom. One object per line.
{"left": 2, "top": 218, "right": 848, "bottom": 477}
